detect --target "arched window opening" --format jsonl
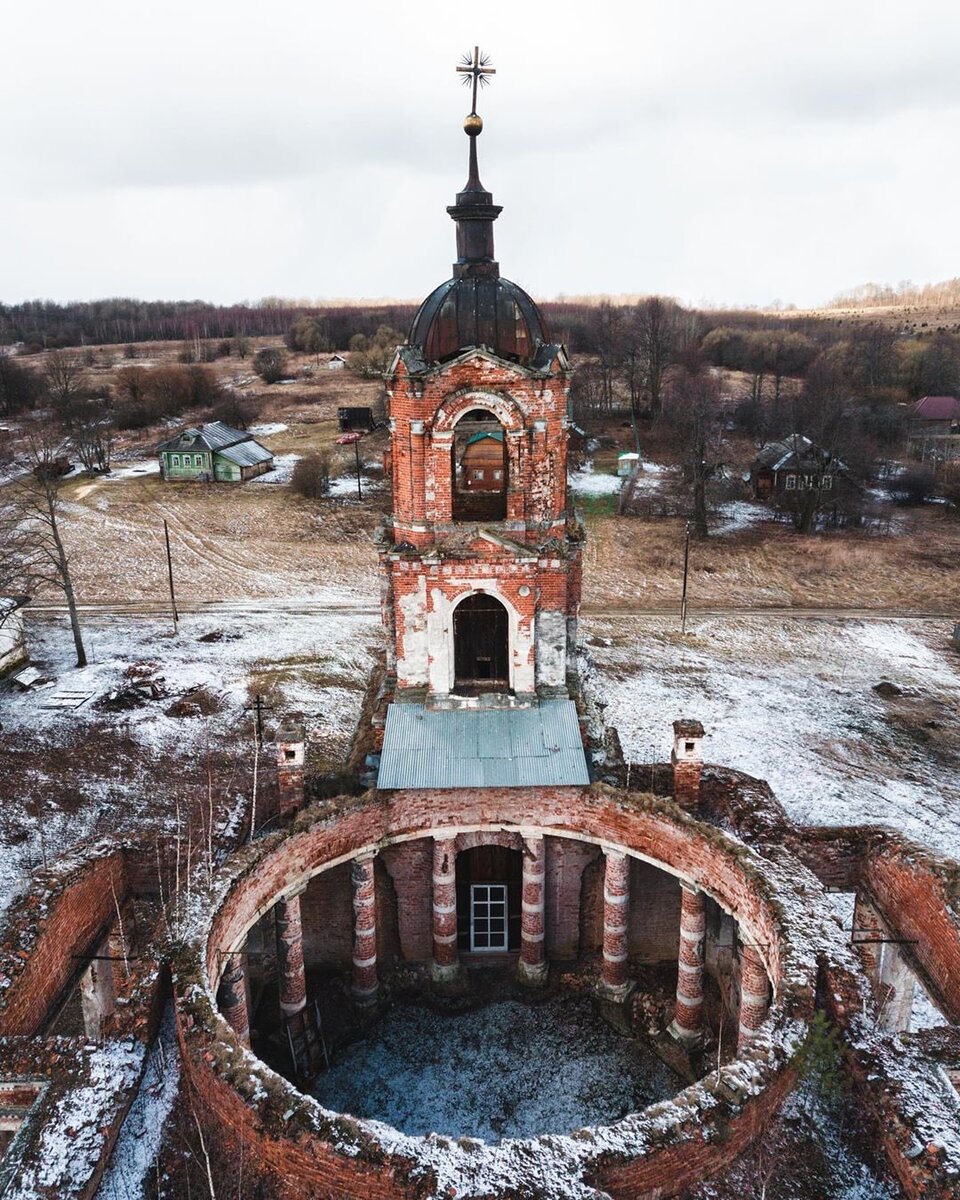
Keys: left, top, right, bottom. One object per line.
{"left": 456, "top": 845, "right": 522, "bottom": 953}
{"left": 453, "top": 592, "right": 509, "bottom": 694}
{"left": 452, "top": 408, "right": 508, "bottom": 521}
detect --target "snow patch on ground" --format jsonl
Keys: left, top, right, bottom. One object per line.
{"left": 248, "top": 453, "right": 301, "bottom": 485}
{"left": 588, "top": 615, "right": 960, "bottom": 860}
{"left": 712, "top": 500, "right": 771, "bottom": 535}
{"left": 329, "top": 473, "right": 384, "bottom": 497}
{"left": 96, "top": 1006, "right": 181, "bottom": 1200}
{"left": 249, "top": 422, "right": 288, "bottom": 437}
{"left": 568, "top": 461, "right": 623, "bottom": 496}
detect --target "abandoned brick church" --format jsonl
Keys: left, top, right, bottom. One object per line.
{"left": 0, "top": 54, "right": 957, "bottom": 1200}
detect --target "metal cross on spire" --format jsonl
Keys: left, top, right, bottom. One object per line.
{"left": 457, "top": 46, "right": 495, "bottom": 116}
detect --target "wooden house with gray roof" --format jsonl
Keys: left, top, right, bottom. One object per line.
{"left": 157, "top": 421, "right": 274, "bottom": 483}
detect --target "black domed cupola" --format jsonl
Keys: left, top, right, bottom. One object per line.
{"left": 409, "top": 50, "right": 548, "bottom": 366}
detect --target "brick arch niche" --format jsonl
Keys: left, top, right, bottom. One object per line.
{"left": 175, "top": 786, "right": 820, "bottom": 1200}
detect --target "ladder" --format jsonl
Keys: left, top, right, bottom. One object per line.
{"left": 285, "top": 999, "right": 329, "bottom": 1087}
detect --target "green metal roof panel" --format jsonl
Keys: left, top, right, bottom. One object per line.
{"left": 377, "top": 699, "right": 589, "bottom": 789}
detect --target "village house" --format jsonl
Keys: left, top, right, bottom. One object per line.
{"left": 750, "top": 433, "right": 847, "bottom": 500}
{"left": 907, "top": 395, "right": 960, "bottom": 462}
{"left": 157, "top": 420, "right": 274, "bottom": 483}
{"left": 328, "top": 353, "right": 348, "bottom": 370}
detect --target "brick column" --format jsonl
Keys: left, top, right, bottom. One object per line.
{"left": 518, "top": 836, "right": 547, "bottom": 987}
{"left": 219, "top": 953, "right": 250, "bottom": 1046}
{"left": 431, "top": 836, "right": 460, "bottom": 983}
{"left": 275, "top": 885, "right": 307, "bottom": 1018}
{"left": 671, "top": 720, "right": 705, "bottom": 812}
{"left": 669, "top": 884, "right": 706, "bottom": 1044}
{"left": 600, "top": 848, "right": 632, "bottom": 1001}
{"left": 276, "top": 714, "right": 306, "bottom": 819}
{"left": 852, "top": 892, "right": 884, "bottom": 987}
{"left": 351, "top": 853, "right": 378, "bottom": 1004}
{"left": 737, "top": 943, "right": 769, "bottom": 1051}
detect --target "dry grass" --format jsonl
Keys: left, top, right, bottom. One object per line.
{"left": 583, "top": 507, "right": 960, "bottom": 611}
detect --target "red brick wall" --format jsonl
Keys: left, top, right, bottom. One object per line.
{"left": 176, "top": 786, "right": 817, "bottom": 1200}
{"left": 387, "top": 352, "right": 570, "bottom": 536}
{"left": 862, "top": 842, "right": 960, "bottom": 1024}
{"left": 202, "top": 788, "right": 792, "bottom": 999}
{"left": 300, "top": 864, "right": 353, "bottom": 967}
{"left": 544, "top": 835, "right": 599, "bottom": 959}
{"left": 628, "top": 860, "right": 682, "bottom": 962}
{"left": 0, "top": 849, "right": 127, "bottom": 1036}
{"left": 380, "top": 842, "right": 433, "bottom": 961}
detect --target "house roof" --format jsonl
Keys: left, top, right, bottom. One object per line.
{"left": 911, "top": 395, "right": 960, "bottom": 421}
{"left": 377, "top": 699, "right": 590, "bottom": 789}
{"left": 217, "top": 441, "right": 274, "bottom": 468}
{"left": 157, "top": 421, "right": 252, "bottom": 453}
{"left": 753, "top": 434, "right": 845, "bottom": 473}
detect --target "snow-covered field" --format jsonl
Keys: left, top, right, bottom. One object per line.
{"left": 3, "top": 609, "right": 958, "bottom": 933}
{"left": 313, "top": 995, "right": 680, "bottom": 1142}
{"left": 587, "top": 614, "right": 960, "bottom": 859}
{"left": 0, "top": 608, "right": 378, "bottom": 916}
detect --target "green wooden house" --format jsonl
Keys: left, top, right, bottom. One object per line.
{"left": 157, "top": 421, "right": 274, "bottom": 483}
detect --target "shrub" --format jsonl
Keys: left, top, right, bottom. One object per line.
{"left": 291, "top": 451, "right": 332, "bottom": 499}
{"left": 889, "top": 467, "right": 936, "bottom": 506}
{"left": 210, "top": 394, "right": 260, "bottom": 430}
{"left": 253, "top": 347, "right": 286, "bottom": 384}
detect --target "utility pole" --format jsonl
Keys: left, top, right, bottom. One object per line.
{"left": 163, "top": 519, "right": 179, "bottom": 635}
{"left": 244, "top": 694, "right": 273, "bottom": 749}
{"left": 335, "top": 431, "right": 364, "bottom": 500}
{"left": 680, "top": 521, "right": 691, "bottom": 634}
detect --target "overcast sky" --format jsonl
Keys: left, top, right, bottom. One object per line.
{"left": 2, "top": 0, "right": 959, "bottom": 309}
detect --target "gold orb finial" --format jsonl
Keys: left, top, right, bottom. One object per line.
{"left": 464, "top": 112, "right": 483, "bottom": 137}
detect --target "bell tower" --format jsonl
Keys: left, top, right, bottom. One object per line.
{"left": 378, "top": 50, "right": 584, "bottom": 713}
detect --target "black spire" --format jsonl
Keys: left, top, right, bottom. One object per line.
{"left": 448, "top": 49, "right": 501, "bottom": 279}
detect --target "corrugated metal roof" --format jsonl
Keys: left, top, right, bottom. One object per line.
{"left": 377, "top": 700, "right": 590, "bottom": 789}
{"left": 157, "top": 420, "right": 252, "bottom": 453}
{"left": 217, "top": 440, "right": 274, "bottom": 467}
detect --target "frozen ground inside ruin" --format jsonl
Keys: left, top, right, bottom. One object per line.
{"left": 311, "top": 993, "right": 681, "bottom": 1141}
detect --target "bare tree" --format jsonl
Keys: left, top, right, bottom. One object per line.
{"left": 663, "top": 361, "right": 724, "bottom": 539}
{"left": 1, "top": 431, "right": 87, "bottom": 666}
{"left": 633, "top": 297, "right": 677, "bottom": 417}
{"left": 43, "top": 350, "right": 87, "bottom": 407}
{"left": 60, "top": 395, "right": 114, "bottom": 475}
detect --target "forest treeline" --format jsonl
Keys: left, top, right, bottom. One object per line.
{"left": 0, "top": 297, "right": 608, "bottom": 355}
{"left": 830, "top": 277, "right": 960, "bottom": 310}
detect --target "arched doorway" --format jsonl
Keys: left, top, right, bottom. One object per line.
{"left": 456, "top": 845, "right": 522, "bottom": 953}
{"left": 453, "top": 593, "right": 509, "bottom": 693}
{"left": 452, "top": 409, "right": 508, "bottom": 521}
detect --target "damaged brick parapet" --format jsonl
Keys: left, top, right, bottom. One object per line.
{"left": 172, "top": 784, "right": 831, "bottom": 1199}
{"left": 821, "top": 957, "right": 960, "bottom": 1200}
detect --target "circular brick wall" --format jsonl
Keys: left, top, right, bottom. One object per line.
{"left": 175, "top": 785, "right": 821, "bottom": 1199}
